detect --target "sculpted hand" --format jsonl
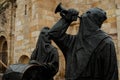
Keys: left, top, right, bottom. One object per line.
{"left": 60, "top": 8, "right": 79, "bottom": 22}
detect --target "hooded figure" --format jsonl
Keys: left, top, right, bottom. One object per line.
{"left": 29, "top": 27, "right": 59, "bottom": 80}
{"left": 48, "top": 8, "right": 118, "bottom": 80}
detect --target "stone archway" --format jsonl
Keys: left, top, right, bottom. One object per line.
{"left": 0, "top": 36, "right": 8, "bottom": 73}
{"left": 18, "top": 55, "right": 29, "bottom": 64}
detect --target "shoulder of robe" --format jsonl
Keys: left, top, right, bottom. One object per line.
{"left": 103, "top": 37, "right": 114, "bottom": 45}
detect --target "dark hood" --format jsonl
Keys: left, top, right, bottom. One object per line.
{"left": 30, "top": 27, "right": 54, "bottom": 63}
{"left": 77, "top": 7, "right": 108, "bottom": 49}
{"left": 74, "top": 7, "right": 109, "bottom": 77}
{"left": 79, "top": 7, "right": 107, "bottom": 38}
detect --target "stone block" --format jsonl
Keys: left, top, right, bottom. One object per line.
{"left": 110, "top": 28, "right": 117, "bottom": 34}
{"left": 16, "top": 35, "right": 24, "bottom": 41}
{"left": 31, "top": 31, "right": 40, "bottom": 37}
{"left": 16, "top": 21, "right": 22, "bottom": 26}
{"left": 117, "top": 16, "right": 120, "bottom": 21}
{"left": 92, "top": 0, "right": 100, "bottom": 1}
{"left": 30, "top": 26, "right": 38, "bottom": 32}
{"left": 15, "top": 40, "right": 23, "bottom": 47}
{"left": 92, "top": 1, "right": 100, "bottom": 7}
{"left": 102, "top": 23, "right": 111, "bottom": 33}
{"left": 87, "top": 0, "right": 94, "bottom": 4}
{"left": 115, "top": 0, "right": 120, "bottom": 8}
{"left": 111, "top": 22, "right": 117, "bottom": 28}
{"left": 116, "top": 9, "right": 120, "bottom": 16}
{"left": 116, "top": 4, "right": 120, "bottom": 9}
{"left": 76, "top": 4, "right": 91, "bottom": 13}
{"left": 106, "top": 16, "right": 116, "bottom": 23}
{"left": 116, "top": 22, "right": 120, "bottom": 39}
{"left": 106, "top": 9, "right": 116, "bottom": 16}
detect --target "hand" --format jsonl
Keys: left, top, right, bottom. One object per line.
{"left": 60, "top": 8, "right": 79, "bottom": 22}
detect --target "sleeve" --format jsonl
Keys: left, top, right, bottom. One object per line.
{"left": 29, "top": 47, "right": 38, "bottom": 61}
{"left": 101, "top": 39, "right": 118, "bottom": 80}
{"left": 39, "top": 48, "right": 59, "bottom": 78}
{"left": 48, "top": 18, "right": 75, "bottom": 54}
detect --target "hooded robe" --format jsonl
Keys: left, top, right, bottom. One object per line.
{"left": 29, "top": 27, "right": 59, "bottom": 80}
{"left": 48, "top": 8, "right": 118, "bottom": 80}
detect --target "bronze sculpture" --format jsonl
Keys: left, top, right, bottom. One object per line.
{"left": 2, "top": 27, "right": 59, "bottom": 80}
{"left": 2, "top": 3, "right": 118, "bottom": 80}
{"left": 29, "top": 27, "right": 59, "bottom": 80}
{"left": 48, "top": 3, "right": 118, "bottom": 80}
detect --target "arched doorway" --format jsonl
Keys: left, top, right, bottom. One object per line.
{"left": 18, "top": 55, "right": 29, "bottom": 64}
{"left": 0, "top": 36, "right": 8, "bottom": 73}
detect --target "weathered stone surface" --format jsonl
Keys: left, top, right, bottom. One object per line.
{"left": 0, "top": 0, "right": 120, "bottom": 79}
{"left": 116, "top": 9, "right": 120, "bottom": 16}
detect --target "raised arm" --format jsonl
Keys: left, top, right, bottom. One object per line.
{"left": 48, "top": 9, "right": 79, "bottom": 54}
{"left": 48, "top": 18, "right": 71, "bottom": 40}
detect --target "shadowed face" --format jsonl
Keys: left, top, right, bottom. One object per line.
{"left": 40, "top": 27, "right": 51, "bottom": 43}
{"left": 82, "top": 8, "right": 107, "bottom": 28}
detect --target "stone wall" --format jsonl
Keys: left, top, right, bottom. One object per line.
{"left": 0, "top": 1, "right": 15, "bottom": 67}
{"left": 14, "top": 0, "right": 120, "bottom": 79}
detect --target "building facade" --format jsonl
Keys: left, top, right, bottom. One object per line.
{"left": 0, "top": 0, "right": 120, "bottom": 79}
